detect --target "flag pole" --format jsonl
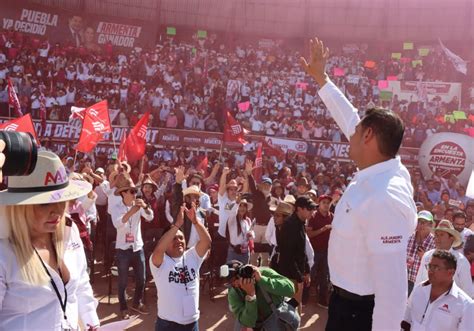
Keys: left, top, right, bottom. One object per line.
{"left": 218, "top": 139, "right": 224, "bottom": 163}
{"left": 111, "top": 131, "right": 117, "bottom": 153}
{"left": 73, "top": 149, "right": 78, "bottom": 171}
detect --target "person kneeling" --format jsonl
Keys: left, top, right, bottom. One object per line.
{"left": 223, "top": 260, "right": 300, "bottom": 331}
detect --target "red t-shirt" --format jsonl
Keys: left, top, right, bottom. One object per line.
{"left": 308, "top": 210, "right": 333, "bottom": 252}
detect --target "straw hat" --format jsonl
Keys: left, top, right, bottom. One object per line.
{"left": 226, "top": 179, "right": 238, "bottom": 189}
{"left": 283, "top": 195, "right": 296, "bottom": 205}
{"left": 274, "top": 201, "right": 294, "bottom": 216}
{"left": 114, "top": 176, "right": 138, "bottom": 196}
{"left": 0, "top": 151, "right": 92, "bottom": 205}
{"left": 239, "top": 198, "right": 253, "bottom": 211}
{"left": 183, "top": 185, "right": 203, "bottom": 197}
{"left": 433, "top": 219, "right": 462, "bottom": 248}
{"left": 141, "top": 175, "right": 158, "bottom": 191}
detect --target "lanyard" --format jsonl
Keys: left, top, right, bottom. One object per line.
{"left": 34, "top": 248, "right": 68, "bottom": 321}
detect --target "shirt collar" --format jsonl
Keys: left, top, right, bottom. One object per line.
{"left": 353, "top": 156, "right": 402, "bottom": 182}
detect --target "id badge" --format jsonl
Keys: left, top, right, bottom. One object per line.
{"left": 61, "top": 318, "right": 72, "bottom": 330}
{"left": 182, "top": 295, "right": 198, "bottom": 317}
{"left": 125, "top": 233, "right": 135, "bottom": 243}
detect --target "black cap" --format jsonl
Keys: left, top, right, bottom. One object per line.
{"left": 294, "top": 196, "right": 318, "bottom": 210}
{"left": 441, "top": 189, "right": 450, "bottom": 196}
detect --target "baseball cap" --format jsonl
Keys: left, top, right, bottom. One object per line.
{"left": 417, "top": 210, "right": 434, "bottom": 223}
{"left": 318, "top": 195, "right": 332, "bottom": 203}
{"left": 261, "top": 177, "right": 272, "bottom": 185}
{"left": 441, "top": 189, "right": 450, "bottom": 196}
{"left": 294, "top": 196, "right": 317, "bottom": 210}
{"left": 95, "top": 167, "right": 105, "bottom": 174}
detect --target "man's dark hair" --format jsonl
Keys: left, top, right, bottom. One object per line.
{"left": 453, "top": 211, "right": 467, "bottom": 221}
{"left": 360, "top": 108, "right": 405, "bottom": 158}
{"left": 432, "top": 250, "right": 457, "bottom": 270}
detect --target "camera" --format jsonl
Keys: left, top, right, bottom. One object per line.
{"left": 0, "top": 131, "right": 38, "bottom": 177}
{"left": 220, "top": 263, "right": 254, "bottom": 279}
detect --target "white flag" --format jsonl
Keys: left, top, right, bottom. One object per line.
{"left": 438, "top": 39, "right": 468, "bottom": 75}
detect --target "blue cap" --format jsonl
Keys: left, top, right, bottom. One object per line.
{"left": 261, "top": 177, "right": 272, "bottom": 185}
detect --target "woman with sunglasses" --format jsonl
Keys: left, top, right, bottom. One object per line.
{"left": 0, "top": 151, "right": 99, "bottom": 330}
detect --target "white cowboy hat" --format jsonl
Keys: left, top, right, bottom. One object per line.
{"left": 0, "top": 151, "right": 92, "bottom": 205}
{"left": 183, "top": 185, "right": 203, "bottom": 197}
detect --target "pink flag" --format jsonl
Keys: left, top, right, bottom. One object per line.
{"left": 465, "top": 127, "right": 474, "bottom": 137}
{"left": 378, "top": 80, "right": 389, "bottom": 89}
{"left": 333, "top": 67, "right": 345, "bottom": 76}
{"left": 296, "top": 82, "right": 308, "bottom": 90}
{"left": 238, "top": 101, "right": 250, "bottom": 112}
{"left": 387, "top": 75, "right": 398, "bottom": 81}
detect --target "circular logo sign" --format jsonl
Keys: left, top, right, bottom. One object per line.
{"left": 427, "top": 142, "right": 466, "bottom": 177}
{"left": 295, "top": 142, "right": 306, "bottom": 152}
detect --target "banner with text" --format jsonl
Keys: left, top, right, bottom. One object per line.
{"left": 0, "top": 1, "right": 157, "bottom": 50}
{"left": 386, "top": 81, "right": 462, "bottom": 107}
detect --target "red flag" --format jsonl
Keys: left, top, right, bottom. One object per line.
{"left": 118, "top": 133, "right": 127, "bottom": 162}
{"left": 0, "top": 113, "right": 39, "bottom": 144}
{"left": 84, "top": 100, "right": 111, "bottom": 134}
{"left": 76, "top": 112, "right": 103, "bottom": 153}
{"left": 7, "top": 78, "right": 22, "bottom": 117}
{"left": 252, "top": 143, "right": 263, "bottom": 183}
{"left": 223, "top": 111, "right": 248, "bottom": 145}
{"left": 68, "top": 100, "right": 111, "bottom": 134}
{"left": 124, "top": 112, "right": 149, "bottom": 163}
{"left": 262, "top": 138, "right": 285, "bottom": 158}
{"left": 196, "top": 155, "right": 209, "bottom": 176}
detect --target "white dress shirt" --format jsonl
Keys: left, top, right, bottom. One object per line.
{"left": 415, "top": 249, "right": 474, "bottom": 298}
{"left": 110, "top": 201, "right": 154, "bottom": 252}
{"left": 319, "top": 81, "right": 417, "bottom": 330}
{"left": 404, "top": 281, "right": 474, "bottom": 331}
{"left": 0, "top": 223, "right": 99, "bottom": 330}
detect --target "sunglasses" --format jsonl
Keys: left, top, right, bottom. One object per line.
{"left": 127, "top": 189, "right": 138, "bottom": 194}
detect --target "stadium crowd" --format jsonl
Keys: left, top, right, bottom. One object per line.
{"left": 0, "top": 27, "right": 474, "bottom": 331}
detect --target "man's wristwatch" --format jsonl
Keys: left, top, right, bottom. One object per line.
{"left": 245, "top": 294, "right": 256, "bottom": 302}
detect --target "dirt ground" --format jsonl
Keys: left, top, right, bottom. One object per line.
{"left": 92, "top": 263, "right": 328, "bottom": 330}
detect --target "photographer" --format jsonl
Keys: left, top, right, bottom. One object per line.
{"left": 224, "top": 260, "right": 299, "bottom": 330}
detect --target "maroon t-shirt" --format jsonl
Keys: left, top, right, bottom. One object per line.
{"left": 308, "top": 210, "right": 333, "bottom": 252}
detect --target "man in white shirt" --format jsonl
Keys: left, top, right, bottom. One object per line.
{"left": 110, "top": 177, "right": 154, "bottom": 319}
{"left": 302, "top": 38, "right": 417, "bottom": 330}
{"left": 415, "top": 220, "right": 474, "bottom": 298}
{"left": 402, "top": 250, "right": 474, "bottom": 331}
{"left": 452, "top": 211, "right": 474, "bottom": 248}
{"left": 150, "top": 204, "right": 211, "bottom": 330}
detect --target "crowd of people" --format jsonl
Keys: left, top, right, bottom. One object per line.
{"left": 1, "top": 28, "right": 474, "bottom": 148}
{"left": 1, "top": 26, "right": 474, "bottom": 331}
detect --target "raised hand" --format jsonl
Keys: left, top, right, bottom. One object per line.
{"left": 175, "top": 166, "right": 186, "bottom": 184}
{"left": 300, "top": 37, "right": 330, "bottom": 86}
{"left": 175, "top": 204, "right": 186, "bottom": 228}
{"left": 245, "top": 159, "right": 254, "bottom": 175}
{"left": 184, "top": 203, "right": 198, "bottom": 224}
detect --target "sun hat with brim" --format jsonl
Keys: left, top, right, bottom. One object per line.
{"left": 274, "top": 202, "right": 294, "bottom": 216}
{"left": 433, "top": 219, "right": 462, "bottom": 248}
{"left": 283, "top": 195, "right": 296, "bottom": 205}
{"left": 141, "top": 176, "right": 158, "bottom": 191}
{"left": 417, "top": 210, "right": 434, "bottom": 223}
{"left": 114, "top": 177, "right": 138, "bottom": 196}
{"left": 226, "top": 179, "right": 239, "bottom": 189}
{"left": 183, "top": 185, "right": 203, "bottom": 197}
{"left": 0, "top": 151, "right": 92, "bottom": 205}
{"left": 239, "top": 199, "right": 253, "bottom": 211}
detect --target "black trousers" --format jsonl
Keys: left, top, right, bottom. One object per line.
{"left": 326, "top": 290, "right": 375, "bottom": 331}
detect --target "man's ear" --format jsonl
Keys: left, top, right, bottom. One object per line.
{"left": 362, "top": 126, "right": 375, "bottom": 145}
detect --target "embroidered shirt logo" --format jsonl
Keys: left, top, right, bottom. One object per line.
{"left": 438, "top": 304, "right": 450, "bottom": 313}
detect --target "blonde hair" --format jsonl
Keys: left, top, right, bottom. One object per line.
{"left": 6, "top": 203, "right": 67, "bottom": 285}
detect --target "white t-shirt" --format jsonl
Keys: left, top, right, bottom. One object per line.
{"left": 217, "top": 193, "right": 237, "bottom": 237}
{"left": 150, "top": 248, "right": 204, "bottom": 325}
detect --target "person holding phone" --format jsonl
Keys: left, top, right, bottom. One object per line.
{"left": 111, "top": 176, "right": 154, "bottom": 319}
